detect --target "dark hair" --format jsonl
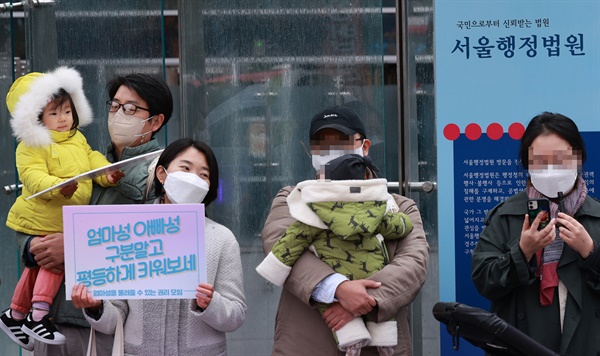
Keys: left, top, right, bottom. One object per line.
{"left": 519, "top": 112, "right": 586, "bottom": 170}
{"left": 154, "top": 138, "right": 219, "bottom": 207}
{"left": 325, "top": 154, "right": 374, "bottom": 180}
{"left": 38, "top": 88, "right": 79, "bottom": 130}
{"left": 106, "top": 73, "right": 173, "bottom": 136}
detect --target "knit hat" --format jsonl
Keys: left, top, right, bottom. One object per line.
{"left": 6, "top": 67, "right": 93, "bottom": 147}
{"left": 325, "top": 154, "right": 379, "bottom": 180}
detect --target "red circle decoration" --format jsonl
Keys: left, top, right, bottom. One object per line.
{"left": 508, "top": 122, "right": 525, "bottom": 140}
{"left": 443, "top": 123, "right": 461, "bottom": 141}
{"left": 465, "top": 123, "right": 482, "bottom": 140}
{"left": 486, "top": 123, "right": 503, "bottom": 140}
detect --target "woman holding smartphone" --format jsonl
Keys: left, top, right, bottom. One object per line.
{"left": 471, "top": 112, "right": 600, "bottom": 355}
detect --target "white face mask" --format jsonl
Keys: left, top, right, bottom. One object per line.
{"left": 529, "top": 165, "right": 578, "bottom": 198}
{"left": 108, "top": 109, "right": 154, "bottom": 148}
{"left": 163, "top": 169, "right": 210, "bottom": 204}
{"left": 311, "top": 143, "right": 364, "bottom": 172}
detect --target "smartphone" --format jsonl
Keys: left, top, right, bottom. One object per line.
{"left": 527, "top": 198, "right": 550, "bottom": 230}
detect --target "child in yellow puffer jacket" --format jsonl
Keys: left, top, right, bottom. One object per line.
{"left": 0, "top": 67, "right": 123, "bottom": 351}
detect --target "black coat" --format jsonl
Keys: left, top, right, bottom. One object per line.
{"left": 472, "top": 191, "right": 600, "bottom": 355}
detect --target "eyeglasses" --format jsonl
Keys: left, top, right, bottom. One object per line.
{"left": 106, "top": 100, "right": 150, "bottom": 115}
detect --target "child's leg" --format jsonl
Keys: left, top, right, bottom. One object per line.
{"left": 366, "top": 319, "right": 397, "bottom": 356}
{"left": 1, "top": 268, "right": 38, "bottom": 350}
{"left": 10, "top": 267, "right": 40, "bottom": 316}
{"left": 335, "top": 318, "right": 371, "bottom": 353}
{"left": 31, "top": 268, "right": 64, "bottom": 321}
{"left": 21, "top": 269, "right": 66, "bottom": 345}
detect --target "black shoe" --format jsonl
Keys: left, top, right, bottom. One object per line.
{"left": 0, "top": 309, "right": 34, "bottom": 351}
{"left": 21, "top": 312, "right": 66, "bottom": 345}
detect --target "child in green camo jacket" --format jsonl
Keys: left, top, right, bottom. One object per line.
{"left": 256, "top": 154, "right": 413, "bottom": 356}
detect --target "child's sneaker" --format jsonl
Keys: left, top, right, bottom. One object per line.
{"left": 21, "top": 312, "right": 66, "bottom": 345}
{"left": 0, "top": 309, "right": 34, "bottom": 351}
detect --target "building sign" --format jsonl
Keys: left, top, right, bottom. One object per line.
{"left": 435, "top": 1, "right": 600, "bottom": 354}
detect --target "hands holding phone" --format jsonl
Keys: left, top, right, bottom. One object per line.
{"left": 556, "top": 212, "right": 594, "bottom": 258}
{"left": 520, "top": 210, "right": 556, "bottom": 262}
{"left": 521, "top": 198, "right": 594, "bottom": 261}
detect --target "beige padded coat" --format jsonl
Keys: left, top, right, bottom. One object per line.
{"left": 262, "top": 186, "right": 429, "bottom": 355}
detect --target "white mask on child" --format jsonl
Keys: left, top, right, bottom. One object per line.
{"left": 108, "top": 109, "right": 154, "bottom": 147}
{"left": 311, "top": 144, "right": 364, "bottom": 172}
{"left": 163, "top": 170, "right": 209, "bottom": 204}
{"left": 529, "top": 165, "right": 577, "bottom": 198}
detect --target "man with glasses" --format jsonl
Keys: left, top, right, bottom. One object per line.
{"left": 93, "top": 73, "right": 173, "bottom": 205}
{"left": 262, "top": 106, "right": 429, "bottom": 355}
{"left": 18, "top": 74, "right": 173, "bottom": 355}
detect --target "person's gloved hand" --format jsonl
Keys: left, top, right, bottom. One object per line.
{"left": 60, "top": 182, "right": 78, "bottom": 198}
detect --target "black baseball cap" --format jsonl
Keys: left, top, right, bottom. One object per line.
{"left": 325, "top": 154, "right": 378, "bottom": 180}
{"left": 309, "top": 106, "right": 367, "bottom": 139}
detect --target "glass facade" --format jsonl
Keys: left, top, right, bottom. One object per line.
{"left": 0, "top": 7, "right": 21, "bottom": 355}
{"left": 0, "top": 0, "right": 438, "bottom": 354}
{"left": 401, "top": 0, "right": 438, "bottom": 354}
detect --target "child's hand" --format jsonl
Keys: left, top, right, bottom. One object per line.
{"left": 196, "top": 283, "right": 214, "bottom": 310}
{"left": 108, "top": 171, "right": 125, "bottom": 184}
{"left": 60, "top": 182, "right": 78, "bottom": 198}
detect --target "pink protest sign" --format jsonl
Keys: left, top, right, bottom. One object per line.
{"left": 63, "top": 204, "right": 206, "bottom": 300}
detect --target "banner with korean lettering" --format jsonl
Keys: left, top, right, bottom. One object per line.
{"left": 435, "top": 0, "right": 600, "bottom": 354}
{"left": 63, "top": 204, "right": 206, "bottom": 300}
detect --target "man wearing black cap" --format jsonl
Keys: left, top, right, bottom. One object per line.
{"left": 261, "top": 106, "right": 429, "bottom": 355}
{"left": 257, "top": 153, "right": 414, "bottom": 355}
{"left": 309, "top": 106, "right": 371, "bottom": 178}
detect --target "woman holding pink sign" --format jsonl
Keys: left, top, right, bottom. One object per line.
{"left": 71, "top": 138, "right": 247, "bottom": 355}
